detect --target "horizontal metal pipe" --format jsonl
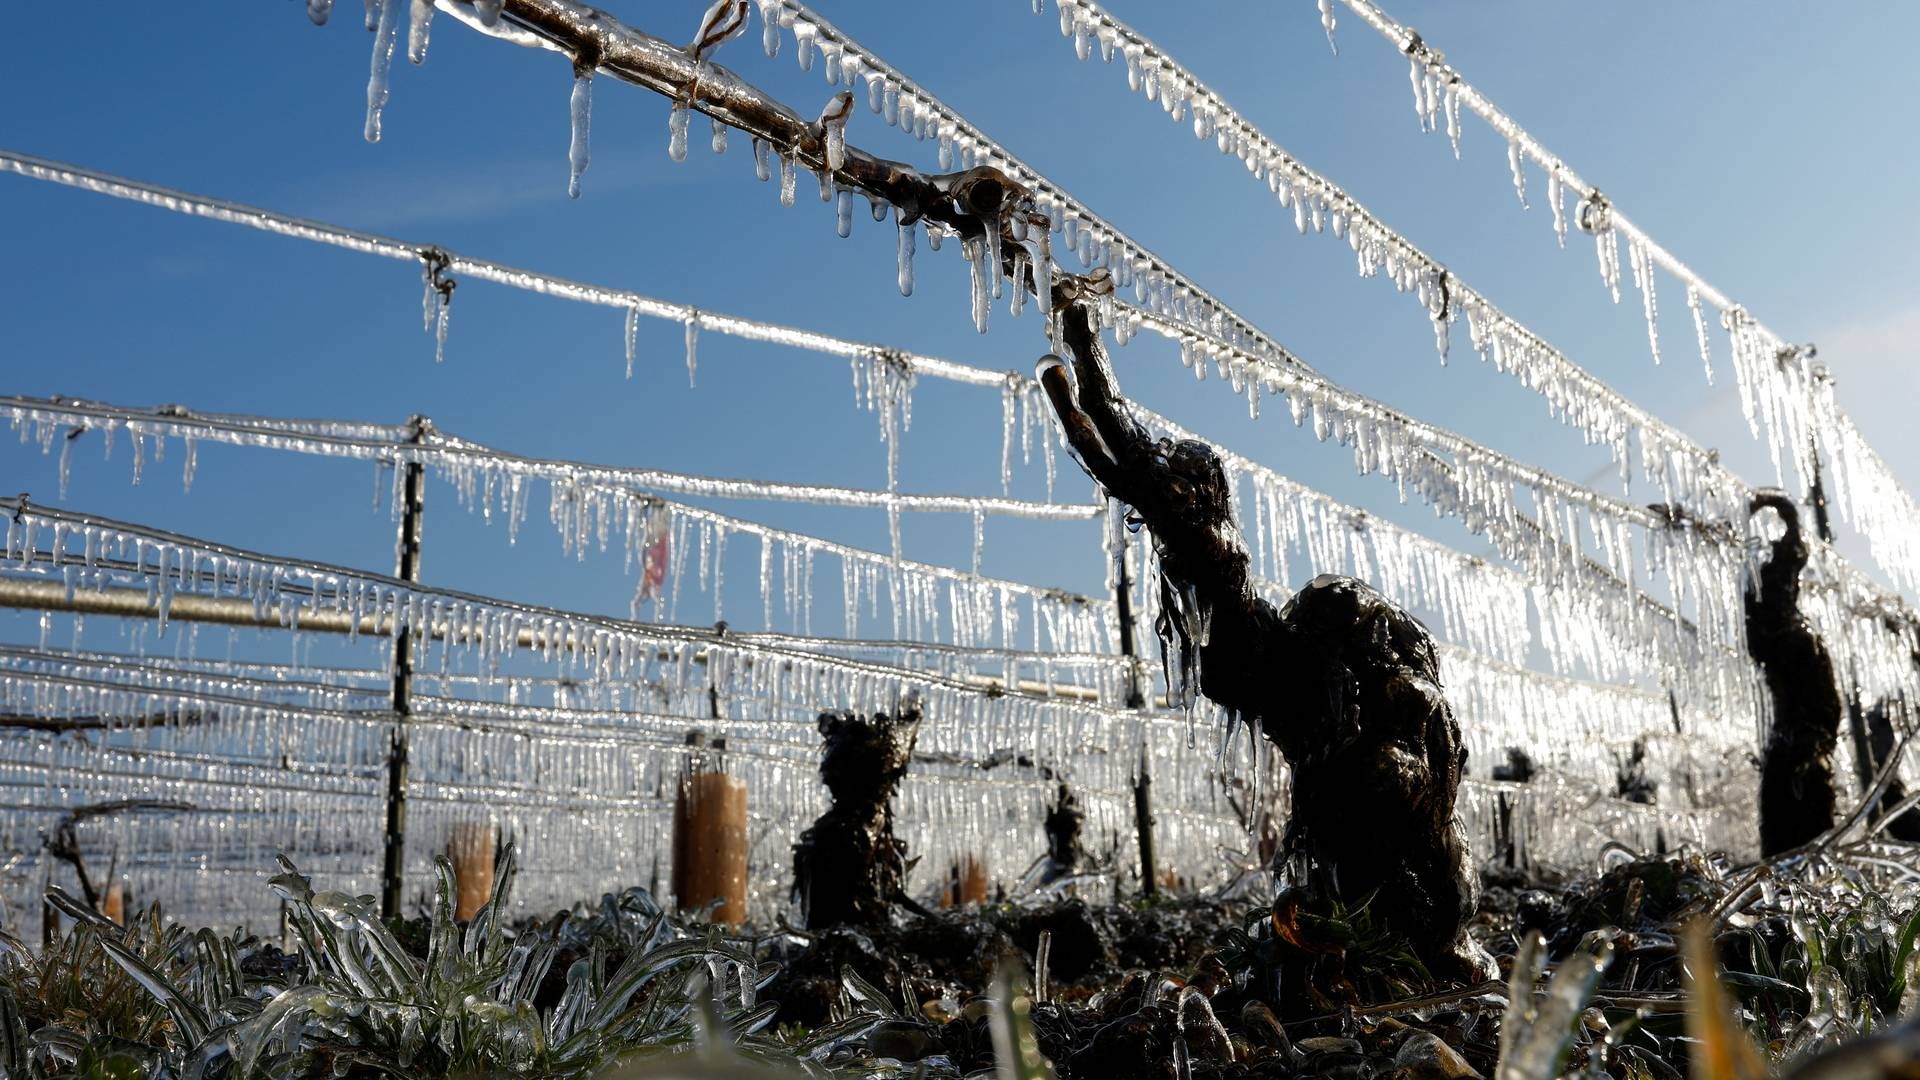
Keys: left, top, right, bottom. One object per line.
{"left": 0, "top": 580, "right": 1106, "bottom": 702}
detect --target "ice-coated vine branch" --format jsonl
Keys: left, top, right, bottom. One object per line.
{"left": 470, "top": 0, "right": 1025, "bottom": 259}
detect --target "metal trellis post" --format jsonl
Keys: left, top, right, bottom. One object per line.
{"left": 1112, "top": 508, "right": 1146, "bottom": 710}
{"left": 381, "top": 416, "right": 429, "bottom": 921}
{"left": 1134, "top": 747, "right": 1157, "bottom": 899}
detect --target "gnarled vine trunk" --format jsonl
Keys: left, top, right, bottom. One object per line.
{"left": 1745, "top": 490, "right": 1842, "bottom": 855}
{"left": 1037, "top": 302, "right": 1488, "bottom": 981}
{"left": 791, "top": 702, "right": 921, "bottom": 929}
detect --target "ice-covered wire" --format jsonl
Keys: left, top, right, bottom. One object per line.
{"left": 0, "top": 149, "right": 1003, "bottom": 390}
{"left": 1033, "top": 0, "right": 1745, "bottom": 520}
{"left": 2, "top": 395, "right": 1095, "bottom": 522}
{"left": 0, "top": 152, "right": 1595, "bottom": 658}
{"left": 1330, "top": 0, "right": 1920, "bottom": 596}
{"left": 0, "top": 495, "right": 1120, "bottom": 711}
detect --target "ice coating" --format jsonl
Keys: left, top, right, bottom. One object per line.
{"left": 0, "top": 482, "right": 1776, "bottom": 934}
{"left": 20, "top": 2, "right": 1920, "bottom": 934}
{"left": 3, "top": 146, "right": 1912, "bottom": 774}
{"left": 1325, "top": 0, "right": 1920, "bottom": 595}
{"left": 817, "top": 90, "right": 852, "bottom": 172}
{"left": 1021, "top": 0, "right": 1755, "bottom": 538}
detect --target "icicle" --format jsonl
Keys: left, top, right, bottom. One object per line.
{"left": 57, "top": 430, "right": 76, "bottom": 499}
{"left": 420, "top": 262, "right": 438, "bottom": 334}
{"left": 1686, "top": 286, "right": 1714, "bottom": 383}
{"left": 1000, "top": 378, "right": 1017, "bottom": 495}
{"left": 364, "top": 0, "right": 402, "bottom": 143}
{"left": 474, "top": 0, "right": 503, "bottom": 26}
{"left": 1597, "top": 228, "right": 1621, "bottom": 303}
{"left": 1406, "top": 55, "right": 1428, "bottom": 130}
{"left": 684, "top": 316, "right": 701, "bottom": 387}
{"left": 835, "top": 189, "right": 853, "bottom": 237}
{"left": 1629, "top": 239, "right": 1661, "bottom": 366}
{"left": 1317, "top": 0, "right": 1337, "bottom": 53}
{"left": 794, "top": 22, "right": 816, "bottom": 71}
{"left": 752, "top": 136, "right": 770, "bottom": 181}
{"left": 971, "top": 510, "right": 985, "bottom": 575}
{"left": 406, "top": 0, "right": 432, "bottom": 64}
{"left": 896, "top": 211, "right": 915, "bottom": 296}
{"left": 666, "top": 100, "right": 693, "bottom": 164}
{"left": 624, "top": 305, "right": 640, "bottom": 378}
{"left": 433, "top": 292, "right": 450, "bottom": 365}
{"left": 710, "top": 117, "right": 728, "bottom": 154}
{"left": 307, "top": 0, "right": 333, "bottom": 25}
{"left": 1547, "top": 171, "right": 1567, "bottom": 248}
{"left": 760, "top": 0, "right": 780, "bottom": 56}
{"left": 568, "top": 73, "right": 593, "bottom": 198}
{"left": 1444, "top": 82, "right": 1461, "bottom": 158}
{"left": 779, "top": 153, "right": 797, "bottom": 207}
{"left": 1579, "top": 193, "right": 1621, "bottom": 303}
{"left": 967, "top": 239, "right": 991, "bottom": 334}
{"left": 1506, "top": 139, "right": 1528, "bottom": 208}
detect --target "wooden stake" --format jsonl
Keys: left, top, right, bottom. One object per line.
{"left": 940, "top": 855, "right": 990, "bottom": 907}
{"left": 673, "top": 752, "right": 748, "bottom": 927}
{"left": 446, "top": 822, "right": 496, "bottom": 922}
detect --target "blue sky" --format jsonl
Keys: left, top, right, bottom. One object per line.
{"left": 3, "top": 1, "right": 1917, "bottom": 655}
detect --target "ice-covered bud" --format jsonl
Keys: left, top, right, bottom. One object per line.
{"left": 817, "top": 90, "right": 853, "bottom": 172}
{"left": 1035, "top": 353, "right": 1072, "bottom": 389}
{"left": 688, "top": 0, "right": 750, "bottom": 63}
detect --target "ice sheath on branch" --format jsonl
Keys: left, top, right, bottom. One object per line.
{"left": 478, "top": 0, "right": 1032, "bottom": 253}
{"left": 1036, "top": 301, "right": 1491, "bottom": 983}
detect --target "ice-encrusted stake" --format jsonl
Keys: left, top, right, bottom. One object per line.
{"left": 380, "top": 415, "right": 428, "bottom": 919}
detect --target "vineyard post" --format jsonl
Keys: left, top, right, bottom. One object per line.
{"left": 380, "top": 416, "right": 428, "bottom": 920}
{"left": 1108, "top": 506, "right": 1158, "bottom": 894}
{"left": 1134, "top": 745, "right": 1158, "bottom": 898}
{"left": 1112, "top": 508, "right": 1146, "bottom": 710}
